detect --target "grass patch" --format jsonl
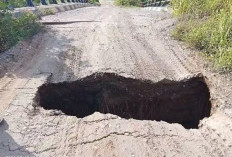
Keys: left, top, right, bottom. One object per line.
{"left": 172, "top": 0, "right": 232, "bottom": 71}
{"left": 88, "top": 0, "right": 100, "bottom": 5}
{"left": 115, "top": 0, "right": 142, "bottom": 7}
{"left": 0, "top": 9, "right": 41, "bottom": 53}
{"left": 43, "top": 8, "right": 56, "bottom": 15}
{"left": 115, "top": 0, "right": 169, "bottom": 7}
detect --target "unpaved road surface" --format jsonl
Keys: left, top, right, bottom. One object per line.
{"left": 0, "top": 2, "right": 232, "bottom": 157}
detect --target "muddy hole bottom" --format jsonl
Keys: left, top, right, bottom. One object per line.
{"left": 34, "top": 73, "right": 211, "bottom": 129}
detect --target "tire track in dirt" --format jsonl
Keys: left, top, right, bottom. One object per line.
{"left": 0, "top": 34, "right": 46, "bottom": 115}
{"left": 116, "top": 9, "right": 174, "bottom": 81}
{"left": 127, "top": 11, "right": 192, "bottom": 80}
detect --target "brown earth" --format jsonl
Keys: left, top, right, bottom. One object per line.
{"left": 0, "top": 1, "right": 232, "bottom": 156}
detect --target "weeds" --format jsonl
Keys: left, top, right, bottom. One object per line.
{"left": 43, "top": 9, "right": 56, "bottom": 15}
{"left": 0, "top": 11, "right": 41, "bottom": 53}
{"left": 88, "top": 0, "right": 99, "bottom": 5}
{"left": 115, "top": 0, "right": 142, "bottom": 7}
{"left": 172, "top": 0, "right": 232, "bottom": 71}
{"left": 115, "top": 0, "right": 169, "bottom": 7}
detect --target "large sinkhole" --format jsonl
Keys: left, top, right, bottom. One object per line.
{"left": 34, "top": 73, "right": 211, "bottom": 129}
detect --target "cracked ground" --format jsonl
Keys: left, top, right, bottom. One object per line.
{"left": 0, "top": 1, "right": 232, "bottom": 157}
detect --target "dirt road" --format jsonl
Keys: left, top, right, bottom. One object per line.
{"left": 0, "top": 2, "right": 232, "bottom": 157}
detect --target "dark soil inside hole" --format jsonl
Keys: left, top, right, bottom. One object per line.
{"left": 34, "top": 73, "right": 211, "bottom": 129}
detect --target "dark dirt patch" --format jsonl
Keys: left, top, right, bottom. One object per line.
{"left": 34, "top": 73, "right": 211, "bottom": 129}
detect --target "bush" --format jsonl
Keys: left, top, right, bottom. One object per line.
{"left": 0, "top": 0, "right": 27, "bottom": 8}
{"left": 0, "top": 12, "right": 41, "bottom": 53}
{"left": 0, "top": 0, "right": 44, "bottom": 8}
{"left": 172, "top": 0, "right": 232, "bottom": 71}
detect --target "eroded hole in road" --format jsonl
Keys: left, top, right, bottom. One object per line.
{"left": 34, "top": 73, "right": 211, "bottom": 129}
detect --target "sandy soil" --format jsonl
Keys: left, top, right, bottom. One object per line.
{"left": 0, "top": 2, "right": 232, "bottom": 157}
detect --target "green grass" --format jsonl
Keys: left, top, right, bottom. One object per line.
{"left": 115, "top": 0, "right": 142, "bottom": 7}
{"left": 0, "top": 12, "right": 41, "bottom": 53}
{"left": 172, "top": 0, "right": 232, "bottom": 71}
{"left": 88, "top": 0, "right": 100, "bottom": 5}
{"left": 115, "top": 0, "right": 169, "bottom": 7}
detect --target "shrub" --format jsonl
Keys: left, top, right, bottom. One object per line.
{"left": 0, "top": 0, "right": 43, "bottom": 8}
{"left": 0, "top": 12, "right": 41, "bottom": 53}
{"left": 1, "top": 0, "right": 27, "bottom": 8}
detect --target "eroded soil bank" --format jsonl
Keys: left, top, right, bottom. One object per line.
{"left": 34, "top": 73, "right": 211, "bottom": 129}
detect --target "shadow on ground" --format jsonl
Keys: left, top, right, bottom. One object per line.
{"left": 0, "top": 120, "right": 35, "bottom": 156}
{"left": 0, "top": 26, "right": 80, "bottom": 82}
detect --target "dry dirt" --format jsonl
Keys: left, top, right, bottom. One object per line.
{"left": 0, "top": 1, "right": 232, "bottom": 157}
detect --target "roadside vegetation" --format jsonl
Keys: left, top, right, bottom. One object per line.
{"left": 115, "top": 0, "right": 169, "bottom": 7}
{"left": 172, "top": 0, "right": 232, "bottom": 71}
{"left": 0, "top": 0, "right": 42, "bottom": 8}
{"left": 89, "top": 0, "right": 99, "bottom": 5}
{"left": 0, "top": 2, "right": 41, "bottom": 53}
{"left": 115, "top": 0, "right": 142, "bottom": 6}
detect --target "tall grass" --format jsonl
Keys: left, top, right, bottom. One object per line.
{"left": 172, "top": 0, "right": 232, "bottom": 71}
